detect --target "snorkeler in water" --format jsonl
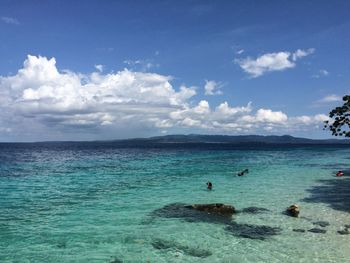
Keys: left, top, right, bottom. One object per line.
{"left": 237, "top": 169, "right": 249, "bottom": 176}
{"left": 206, "top": 181, "right": 213, "bottom": 190}
{"left": 336, "top": 170, "right": 344, "bottom": 177}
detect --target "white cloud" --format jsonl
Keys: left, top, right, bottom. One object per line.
{"left": 0, "top": 55, "right": 195, "bottom": 130}
{"left": 0, "top": 55, "right": 328, "bottom": 140}
{"left": 204, "top": 80, "right": 223, "bottom": 95}
{"left": 312, "top": 69, "right": 329, "bottom": 78}
{"left": 215, "top": 101, "right": 252, "bottom": 116}
{"left": 236, "top": 49, "right": 244, "bottom": 55}
{"left": 168, "top": 99, "right": 323, "bottom": 133}
{"left": 317, "top": 94, "right": 342, "bottom": 103}
{"left": 292, "top": 48, "right": 315, "bottom": 61}
{"left": 238, "top": 109, "right": 287, "bottom": 126}
{"left": 181, "top": 117, "right": 202, "bottom": 127}
{"left": 1, "top": 16, "right": 19, "bottom": 25}
{"left": 236, "top": 49, "right": 315, "bottom": 78}
{"left": 94, "top": 64, "right": 104, "bottom": 72}
{"left": 123, "top": 59, "right": 158, "bottom": 71}
{"left": 255, "top": 109, "right": 288, "bottom": 123}
{"left": 236, "top": 52, "right": 294, "bottom": 78}
{"left": 291, "top": 114, "right": 329, "bottom": 125}
{"left": 320, "top": 69, "right": 329, "bottom": 76}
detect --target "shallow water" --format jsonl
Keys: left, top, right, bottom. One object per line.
{"left": 0, "top": 143, "right": 350, "bottom": 262}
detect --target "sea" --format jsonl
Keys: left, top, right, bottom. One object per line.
{"left": 0, "top": 142, "right": 350, "bottom": 263}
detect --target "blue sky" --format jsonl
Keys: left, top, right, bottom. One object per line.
{"left": 0, "top": 0, "right": 349, "bottom": 141}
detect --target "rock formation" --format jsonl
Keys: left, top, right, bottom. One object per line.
{"left": 286, "top": 204, "right": 300, "bottom": 217}
{"left": 187, "top": 203, "right": 236, "bottom": 215}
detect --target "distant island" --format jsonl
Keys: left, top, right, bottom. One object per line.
{"left": 2, "top": 134, "right": 350, "bottom": 146}
{"left": 109, "top": 134, "right": 350, "bottom": 145}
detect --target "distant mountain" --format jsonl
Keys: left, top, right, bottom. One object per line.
{"left": 118, "top": 134, "right": 350, "bottom": 145}
{"left": 2, "top": 134, "right": 349, "bottom": 148}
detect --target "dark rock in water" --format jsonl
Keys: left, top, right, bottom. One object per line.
{"left": 308, "top": 228, "right": 327, "bottom": 234}
{"left": 152, "top": 239, "right": 173, "bottom": 250}
{"left": 293, "top": 229, "right": 306, "bottom": 233}
{"left": 151, "top": 203, "right": 189, "bottom": 219}
{"left": 337, "top": 229, "right": 350, "bottom": 235}
{"left": 241, "top": 207, "right": 270, "bottom": 214}
{"left": 151, "top": 203, "right": 233, "bottom": 225}
{"left": 152, "top": 204, "right": 280, "bottom": 241}
{"left": 344, "top": 224, "right": 350, "bottom": 229}
{"left": 286, "top": 204, "right": 300, "bottom": 217}
{"left": 189, "top": 203, "right": 235, "bottom": 215}
{"left": 313, "top": 221, "right": 330, "bottom": 228}
{"left": 151, "top": 238, "right": 212, "bottom": 258}
{"left": 225, "top": 222, "right": 281, "bottom": 240}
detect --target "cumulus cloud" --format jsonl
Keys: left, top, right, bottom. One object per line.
{"left": 236, "top": 49, "right": 315, "bottom": 78}
{"left": 0, "top": 55, "right": 328, "bottom": 140}
{"left": 167, "top": 98, "right": 326, "bottom": 133}
{"left": 204, "top": 80, "right": 223, "bottom": 95}
{"left": 0, "top": 55, "right": 195, "bottom": 133}
{"left": 1, "top": 16, "right": 20, "bottom": 25}
{"left": 255, "top": 109, "right": 288, "bottom": 123}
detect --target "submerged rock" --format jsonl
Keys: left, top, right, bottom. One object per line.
{"left": 293, "top": 229, "right": 306, "bottom": 233}
{"left": 286, "top": 204, "right": 300, "bottom": 217}
{"left": 152, "top": 203, "right": 190, "bottom": 219}
{"left": 337, "top": 229, "right": 350, "bottom": 235}
{"left": 312, "top": 221, "right": 330, "bottom": 228}
{"left": 308, "top": 228, "right": 327, "bottom": 234}
{"left": 225, "top": 222, "right": 281, "bottom": 240}
{"left": 151, "top": 203, "right": 233, "bottom": 224}
{"left": 337, "top": 224, "right": 350, "bottom": 235}
{"left": 188, "top": 203, "right": 235, "bottom": 215}
{"left": 151, "top": 203, "right": 281, "bottom": 240}
{"left": 240, "top": 207, "right": 270, "bottom": 214}
{"left": 151, "top": 238, "right": 212, "bottom": 258}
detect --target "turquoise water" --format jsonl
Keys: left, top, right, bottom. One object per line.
{"left": 1, "top": 143, "right": 350, "bottom": 262}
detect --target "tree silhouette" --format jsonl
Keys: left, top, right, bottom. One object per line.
{"left": 324, "top": 95, "right": 350, "bottom": 137}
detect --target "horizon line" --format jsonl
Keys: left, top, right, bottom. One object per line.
{"left": 0, "top": 133, "right": 348, "bottom": 144}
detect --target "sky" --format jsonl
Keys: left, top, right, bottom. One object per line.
{"left": 0, "top": 0, "right": 350, "bottom": 141}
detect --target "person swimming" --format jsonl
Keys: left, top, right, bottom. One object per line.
{"left": 237, "top": 169, "right": 249, "bottom": 176}
{"left": 336, "top": 171, "right": 344, "bottom": 177}
{"left": 206, "top": 181, "right": 213, "bottom": 190}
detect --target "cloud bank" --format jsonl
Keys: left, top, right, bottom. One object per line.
{"left": 0, "top": 55, "right": 328, "bottom": 140}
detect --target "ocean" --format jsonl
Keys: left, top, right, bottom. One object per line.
{"left": 1, "top": 142, "right": 350, "bottom": 262}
